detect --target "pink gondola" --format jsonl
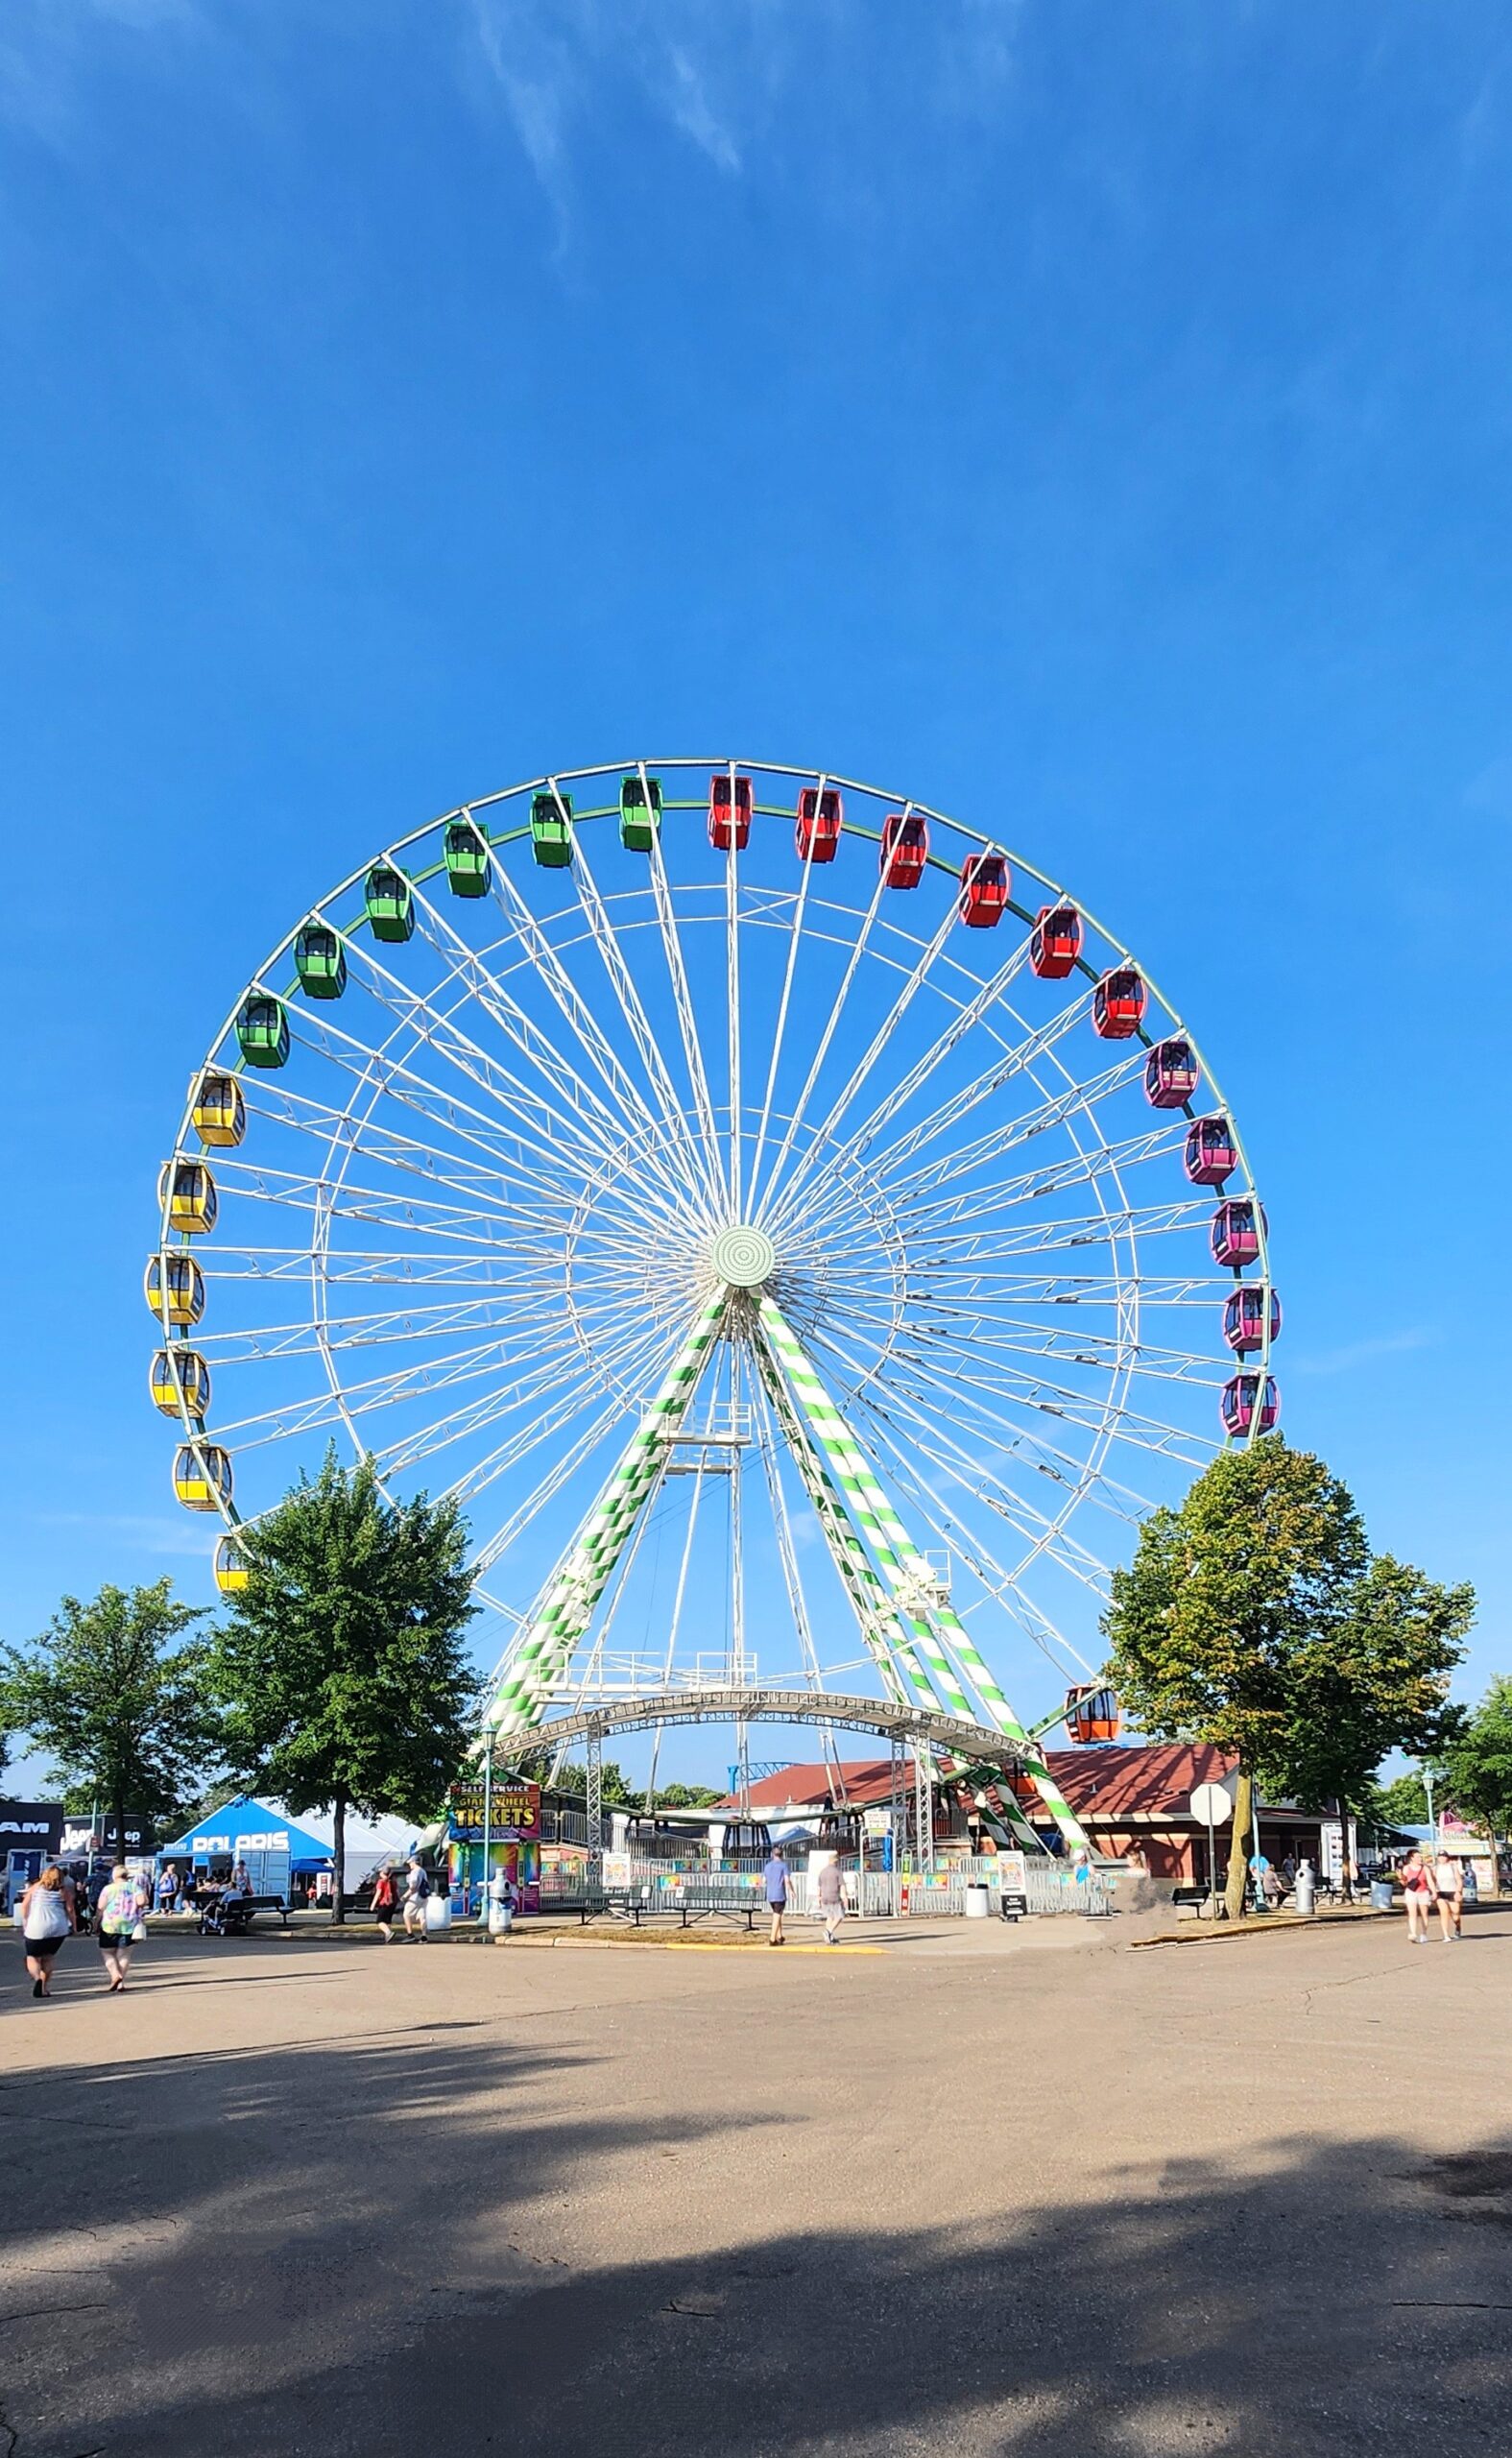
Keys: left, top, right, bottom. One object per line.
{"left": 1184, "top": 1116, "right": 1237, "bottom": 1188}
{"left": 1222, "top": 1287, "right": 1282, "bottom": 1356}
{"left": 1221, "top": 1373, "right": 1280, "bottom": 1437}
{"left": 1211, "top": 1198, "right": 1264, "bottom": 1270}
{"left": 1145, "top": 1038, "right": 1200, "bottom": 1108}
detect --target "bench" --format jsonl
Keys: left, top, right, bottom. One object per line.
{"left": 569, "top": 1888, "right": 651, "bottom": 1927}
{"left": 677, "top": 1891, "right": 760, "bottom": 1932}
{"left": 198, "top": 1893, "right": 291, "bottom": 1936}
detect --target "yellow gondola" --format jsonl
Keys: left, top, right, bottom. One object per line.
{"left": 144, "top": 1253, "right": 204, "bottom": 1329}
{"left": 150, "top": 1349, "right": 211, "bottom": 1418}
{"left": 190, "top": 1071, "right": 245, "bottom": 1148}
{"left": 214, "top": 1534, "right": 251, "bottom": 1594}
{"left": 173, "top": 1443, "right": 232, "bottom": 1511}
{"left": 157, "top": 1160, "right": 218, "bottom": 1235}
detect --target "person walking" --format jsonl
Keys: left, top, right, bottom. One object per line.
{"left": 371, "top": 1864, "right": 398, "bottom": 1942}
{"left": 815, "top": 1857, "right": 845, "bottom": 1946}
{"left": 1433, "top": 1848, "right": 1464, "bottom": 1942}
{"left": 19, "top": 1865, "right": 75, "bottom": 1998}
{"left": 402, "top": 1857, "right": 432, "bottom": 1940}
{"left": 1401, "top": 1849, "right": 1434, "bottom": 1942}
{"left": 95, "top": 1864, "right": 146, "bottom": 1993}
{"left": 762, "top": 1845, "right": 788, "bottom": 1946}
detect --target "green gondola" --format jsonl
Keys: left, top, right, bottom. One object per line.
{"left": 444, "top": 820, "right": 492, "bottom": 898}
{"left": 531, "top": 790, "right": 574, "bottom": 869}
{"left": 618, "top": 774, "right": 662, "bottom": 853}
{"left": 295, "top": 923, "right": 347, "bottom": 1000}
{"left": 365, "top": 862, "right": 415, "bottom": 943}
{"left": 236, "top": 992, "right": 290, "bottom": 1069}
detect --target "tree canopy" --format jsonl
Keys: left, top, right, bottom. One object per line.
{"left": 1438, "top": 1676, "right": 1512, "bottom": 1842}
{"left": 1103, "top": 1438, "right": 1473, "bottom": 1913}
{"left": 210, "top": 1453, "right": 478, "bottom": 1917}
{"left": 0, "top": 1580, "right": 222, "bottom": 1849}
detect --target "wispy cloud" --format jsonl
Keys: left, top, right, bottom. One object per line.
{"left": 1293, "top": 1327, "right": 1433, "bottom": 1378}
{"left": 35, "top": 1510, "right": 217, "bottom": 1564}
{"left": 0, "top": 0, "right": 200, "bottom": 148}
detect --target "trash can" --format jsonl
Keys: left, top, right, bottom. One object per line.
{"left": 1293, "top": 1868, "right": 1316, "bottom": 1916}
{"left": 1370, "top": 1879, "right": 1395, "bottom": 1913}
{"left": 964, "top": 1882, "right": 991, "bottom": 1921}
{"left": 423, "top": 1891, "right": 452, "bottom": 1935}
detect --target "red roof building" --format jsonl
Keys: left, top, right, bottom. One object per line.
{"left": 716, "top": 1747, "right": 1341, "bottom": 1885}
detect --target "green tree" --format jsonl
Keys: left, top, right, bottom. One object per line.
{"left": 1439, "top": 1676, "right": 1512, "bottom": 1843}
{"left": 1104, "top": 1440, "right": 1471, "bottom": 1917}
{"left": 653, "top": 1783, "right": 724, "bottom": 1810}
{"left": 1, "top": 1580, "right": 222, "bottom": 1852}
{"left": 210, "top": 1454, "right": 478, "bottom": 1919}
{"left": 1359, "top": 1769, "right": 1431, "bottom": 1832}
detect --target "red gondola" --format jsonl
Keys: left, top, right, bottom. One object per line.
{"left": 1145, "top": 1038, "right": 1199, "bottom": 1108}
{"left": 1184, "top": 1116, "right": 1237, "bottom": 1188}
{"left": 1092, "top": 968, "right": 1146, "bottom": 1040}
{"left": 1065, "top": 1683, "right": 1120, "bottom": 1744}
{"left": 1211, "top": 1198, "right": 1264, "bottom": 1270}
{"left": 1223, "top": 1286, "right": 1282, "bottom": 1356}
{"left": 1221, "top": 1373, "right": 1280, "bottom": 1437}
{"left": 796, "top": 785, "right": 843, "bottom": 862}
{"left": 708, "top": 774, "right": 753, "bottom": 851}
{"left": 1029, "top": 904, "right": 1082, "bottom": 978}
{"left": 958, "top": 852, "right": 1010, "bottom": 928}
{"left": 880, "top": 811, "right": 928, "bottom": 888}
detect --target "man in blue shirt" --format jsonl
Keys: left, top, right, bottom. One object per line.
{"left": 763, "top": 1846, "right": 788, "bottom": 1946}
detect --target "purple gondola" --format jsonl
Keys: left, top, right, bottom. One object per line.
{"left": 1211, "top": 1198, "right": 1264, "bottom": 1270}
{"left": 1221, "top": 1373, "right": 1280, "bottom": 1437}
{"left": 1145, "top": 1039, "right": 1199, "bottom": 1108}
{"left": 1184, "top": 1116, "right": 1237, "bottom": 1188}
{"left": 1223, "top": 1287, "right": 1282, "bottom": 1356}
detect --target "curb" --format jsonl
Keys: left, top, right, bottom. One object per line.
{"left": 1129, "top": 1907, "right": 1401, "bottom": 1949}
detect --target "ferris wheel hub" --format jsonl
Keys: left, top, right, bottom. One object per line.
{"left": 709, "top": 1225, "right": 778, "bottom": 1289}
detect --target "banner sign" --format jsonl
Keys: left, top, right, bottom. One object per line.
{"left": 446, "top": 1779, "right": 540, "bottom": 1841}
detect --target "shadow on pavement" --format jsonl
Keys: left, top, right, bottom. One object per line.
{"left": 2, "top": 2014, "right": 1510, "bottom": 2456}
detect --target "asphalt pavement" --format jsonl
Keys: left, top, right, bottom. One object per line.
{"left": 2, "top": 1902, "right": 1508, "bottom": 2455}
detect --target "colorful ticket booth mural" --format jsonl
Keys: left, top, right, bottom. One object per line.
{"left": 445, "top": 1777, "right": 540, "bottom": 1915}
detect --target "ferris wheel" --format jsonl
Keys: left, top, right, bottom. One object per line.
{"left": 148, "top": 759, "right": 1277, "bottom": 1847}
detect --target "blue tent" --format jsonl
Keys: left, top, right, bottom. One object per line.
{"left": 158, "top": 1795, "right": 332, "bottom": 1868}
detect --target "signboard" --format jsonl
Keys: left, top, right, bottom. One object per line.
{"left": 1320, "top": 1817, "right": 1345, "bottom": 1888}
{"left": 59, "top": 1815, "right": 153, "bottom": 1857}
{"left": 0, "top": 1802, "right": 65, "bottom": 1854}
{"left": 601, "top": 1849, "right": 633, "bottom": 1888}
{"left": 861, "top": 1808, "right": 892, "bottom": 1840}
{"left": 1188, "top": 1784, "right": 1234, "bottom": 1827}
{"left": 446, "top": 1779, "right": 540, "bottom": 1842}
{"left": 996, "top": 1847, "right": 1029, "bottom": 1917}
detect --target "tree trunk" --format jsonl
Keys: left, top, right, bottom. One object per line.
{"left": 110, "top": 1788, "right": 129, "bottom": 1869}
{"left": 1224, "top": 1768, "right": 1253, "bottom": 1922}
{"left": 332, "top": 1792, "right": 347, "bottom": 1926}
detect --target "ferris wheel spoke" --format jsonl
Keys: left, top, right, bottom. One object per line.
{"left": 769, "top": 991, "right": 1094, "bottom": 1241}
{"left": 894, "top": 1123, "right": 1188, "bottom": 1238}
{"left": 766, "top": 895, "right": 1027, "bottom": 1231}
{"left": 747, "top": 774, "right": 829, "bottom": 1204}
{"left": 882, "top": 1311, "right": 1224, "bottom": 1386}
{"left": 485, "top": 817, "right": 716, "bottom": 1222}
{"left": 568, "top": 835, "right": 725, "bottom": 1221}
{"left": 750, "top": 830, "right": 894, "bottom": 1218}
{"left": 381, "top": 1313, "right": 667, "bottom": 1492}
{"left": 195, "top": 1244, "right": 570, "bottom": 1292}
{"left": 238, "top": 1079, "right": 588, "bottom": 1223}
{"left": 191, "top": 1291, "right": 567, "bottom": 1367}
{"left": 405, "top": 874, "right": 689, "bottom": 1187}
{"left": 469, "top": 1390, "right": 643, "bottom": 1577}
{"left": 289, "top": 948, "right": 620, "bottom": 1197}
{"left": 856, "top": 1057, "right": 1166, "bottom": 1225}
{"left": 246, "top": 1043, "right": 692, "bottom": 1246}
{"left": 895, "top": 1196, "right": 1215, "bottom": 1267}
{"left": 211, "top": 1316, "right": 592, "bottom": 1453}
{"left": 871, "top": 1333, "right": 1215, "bottom": 1466}
{"left": 645, "top": 794, "right": 724, "bottom": 1191}
{"left": 213, "top": 1166, "right": 578, "bottom": 1252}
{"left": 724, "top": 766, "right": 744, "bottom": 1217}
{"left": 764, "top": 932, "right": 1055, "bottom": 1235}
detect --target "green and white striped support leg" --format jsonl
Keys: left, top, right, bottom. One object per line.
{"left": 486, "top": 1294, "right": 728, "bottom": 1736}
{"left": 759, "top": 1296, "right": 1092, "bottom": 1856}
{"left": 752, "top": 1337, "right": 937, "bottom": 1715}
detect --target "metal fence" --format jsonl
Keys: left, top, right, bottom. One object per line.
{"left": 538, "top": 1854, "right": 1112, "bottom": 1918}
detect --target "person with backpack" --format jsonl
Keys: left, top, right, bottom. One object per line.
{"left": 371, "top": 1865, "right": 398, "bottom": 1942}
{"left": 402, "top": 1858, "right": 432, "bottom": 1940}
{"left": 95, "top": 1864, "right": 147, "bottom": 1993}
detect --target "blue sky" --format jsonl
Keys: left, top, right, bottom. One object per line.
{"left": 2, "top": 2, "right": 1509, "bottom": 1786}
